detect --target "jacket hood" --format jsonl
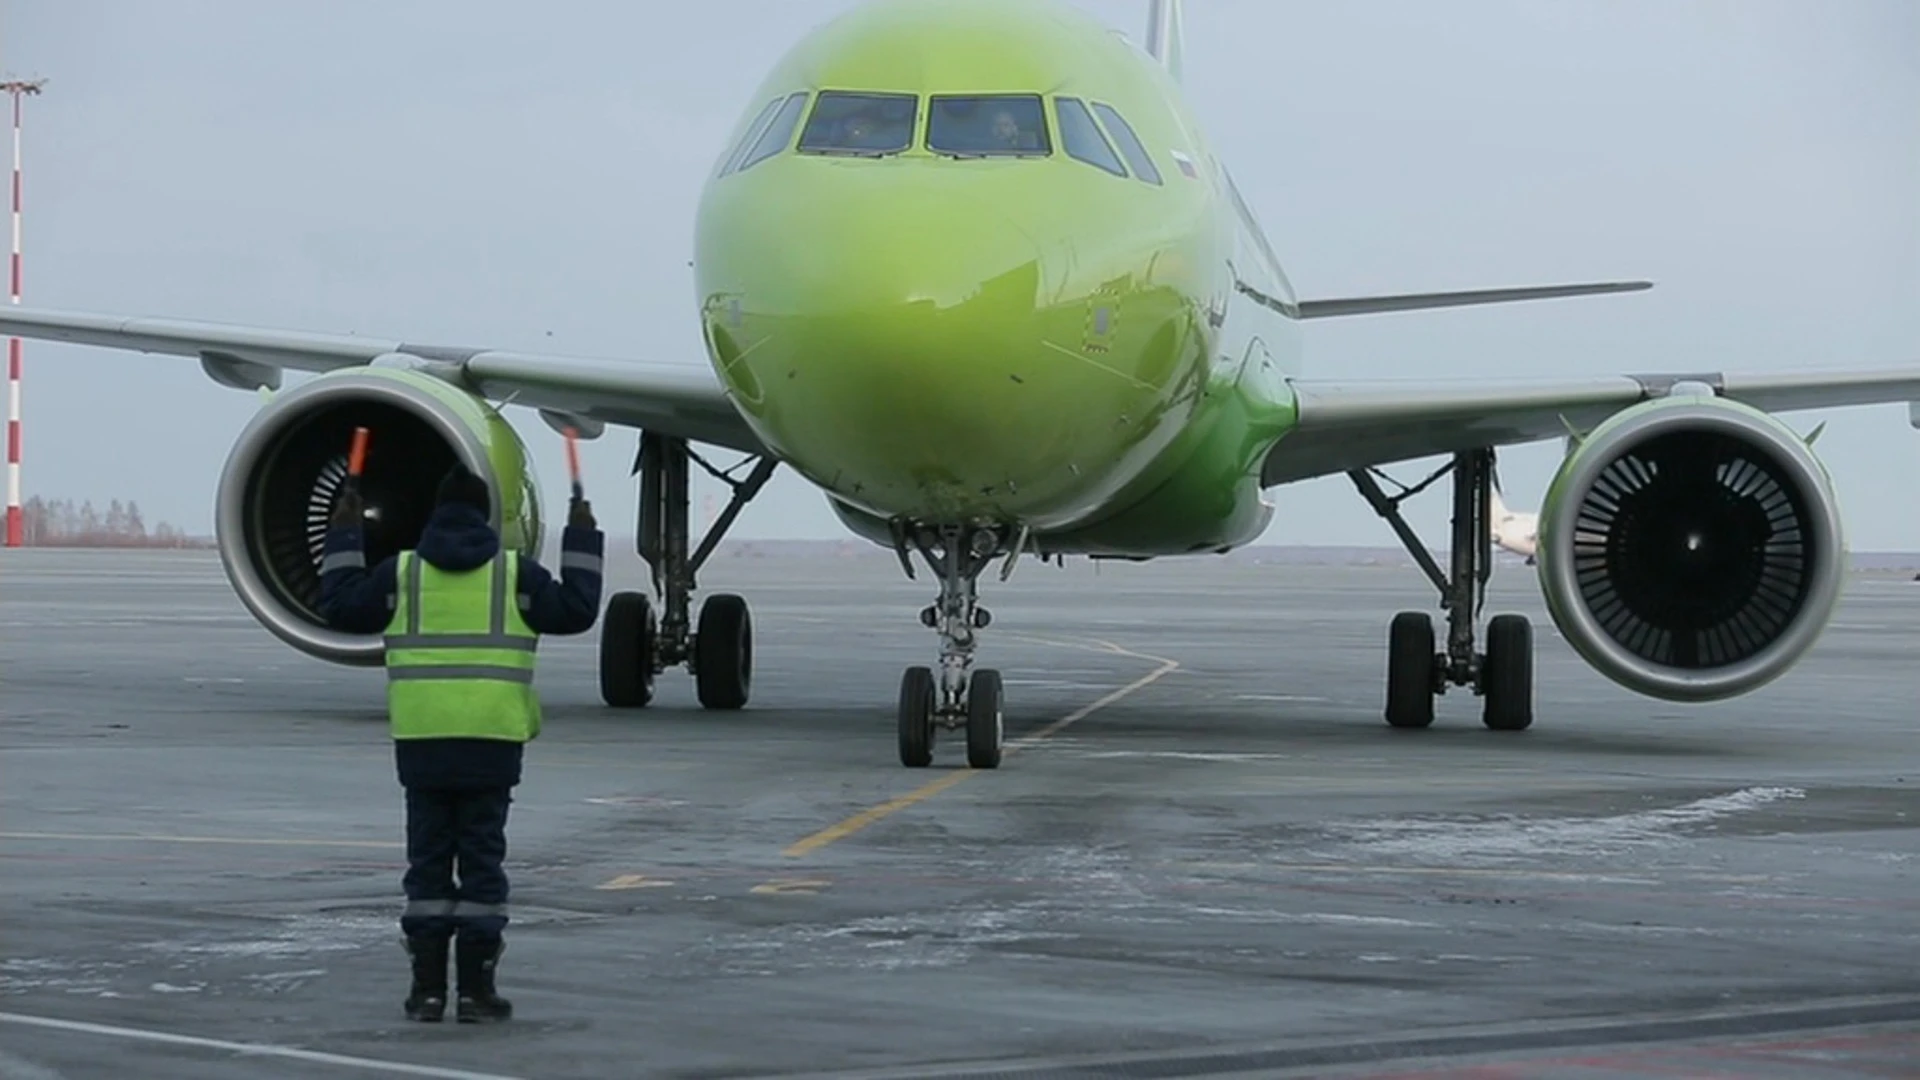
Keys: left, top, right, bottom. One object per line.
{"left": 414, "top": 503, "right": 500, "bottom": 572}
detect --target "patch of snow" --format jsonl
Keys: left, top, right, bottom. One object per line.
{"left": 1316, "top": 787, "right": 1806, "bottom": 862}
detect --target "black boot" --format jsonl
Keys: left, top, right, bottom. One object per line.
{"left": 455, "top": 936, "right": 513, "bottom": 1023}
{"left": 402, "top": 935, "right": 450, "bottom": 1022}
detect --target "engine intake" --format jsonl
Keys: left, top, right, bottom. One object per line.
{"left": 1536, "top": 394, "right": 1844, "bottom": 701}
{"left": 215, "top": 366, "right": 543, "bottom": 667}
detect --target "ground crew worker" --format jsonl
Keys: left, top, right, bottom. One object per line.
{"left": 318, "top": 462, "right": 603, "bottom": 1023}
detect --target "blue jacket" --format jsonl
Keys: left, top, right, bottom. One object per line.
{"left": 319, "top": 502, "right": 604, "bottom": 789}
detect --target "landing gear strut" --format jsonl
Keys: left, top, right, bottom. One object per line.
{"left": 893, "top": 521, "right": 1015, "bottom": 770}
{"left": 598, "top": 432, "right": 777, "bottom": 711}
{"left": 1349, "top": 448, "right": 1533, "bottom": 731}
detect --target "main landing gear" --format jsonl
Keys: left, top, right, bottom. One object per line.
{"left": 892, "top": 521, "right": 1019, "bottom": 770}
{"left": 599, "top": 432, "right": 777, "bottom": 711}
{"left": 1348, "top": 447, "right": 1533, "bottom": 732}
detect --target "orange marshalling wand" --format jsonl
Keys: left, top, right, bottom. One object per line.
{"left": 563, "top": 427, "right": 583, "bottom": 502}
{"left": 347, "top": 426, "right": 371, "bottom": 480}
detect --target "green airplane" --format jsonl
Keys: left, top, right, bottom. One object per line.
{"left": 5, "top": 0, "right": 1917, "bottom": 770}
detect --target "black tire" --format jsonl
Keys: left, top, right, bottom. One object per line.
{"left": 599, "top": 591, "right": 656, "bottom": 708}
{"left": 1481, "top": 613, "right": 1534, "bottom": 731}
{"left": 898, "top": 665, "right": 934, "bottom": 768}
{"left": 1385, "top": 610, "right": 1436, "bottom": 729}
{"left": 694, "top": 593, "right": 752, "bottom": 710}
{"left": 966, "top": 668, "right": 1004, "bottom": 770}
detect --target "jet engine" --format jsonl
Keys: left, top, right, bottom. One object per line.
{"left": 214, "top": 364, "right": 544, "bottom": 667}
{"left": 1534, "top": 390, "right": 1844, "bottom": 702}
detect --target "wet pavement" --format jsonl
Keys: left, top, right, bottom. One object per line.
{"left": 3, "top": 546, "right": 1916, "bottom": 1078}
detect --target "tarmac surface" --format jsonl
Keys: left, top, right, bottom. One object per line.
{"left": 3, "top": 545, "right": 1918, "bottom": 1079}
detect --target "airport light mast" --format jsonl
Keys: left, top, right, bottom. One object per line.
{"left": 2, "top": 76, "right": 41, "bottom": 548}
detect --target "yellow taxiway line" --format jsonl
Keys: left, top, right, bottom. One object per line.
{"left": 781, "top": 638, "right": 1179, "bottom": 858}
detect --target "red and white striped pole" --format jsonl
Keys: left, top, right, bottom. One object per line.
{"left": 3, "top": 79, "right": 41, "bottom": 548}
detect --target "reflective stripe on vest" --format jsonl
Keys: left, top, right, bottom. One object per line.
{"left": 384, "top": 550, "right": 541, "bottom": 743}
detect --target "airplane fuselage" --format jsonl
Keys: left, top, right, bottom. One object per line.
{"left": 0, "top": 0, "right": 1878, "bottom": 760}
{"left": 693, "top": 0, "right": 1300, "bottom": 556}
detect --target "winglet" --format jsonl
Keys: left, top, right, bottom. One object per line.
{"left": 1296, "top": 280, "right": 1652, "bottom": 320}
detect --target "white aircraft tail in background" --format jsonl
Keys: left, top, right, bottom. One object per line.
{"left": 1491, "top": 488, "right": 1539, "bottom": 564}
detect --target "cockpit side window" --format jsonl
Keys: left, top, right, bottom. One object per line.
{"left": 718, "top": 96, "right": 785, "bottom": 177}
{"left": 1054, "top": 96, "right": 1127, "bottom": 178}
{"left": 797, "top": 91, "right": 918, "bottom": 156}
{"left": 927, "top": 95, "right": 1050, "bottom": 157}
{"left": 736, "top": 92, "right": 810, "bottom": 173}
{"left": 1090, "top": 103, "right": 1162, "bottom": 185}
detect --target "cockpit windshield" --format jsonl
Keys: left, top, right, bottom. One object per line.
{"left": 797, "top": 91, "right": 917, "bottom": 156}
{"left": 926, "top": 95, "right": 1049, "bottom": 157}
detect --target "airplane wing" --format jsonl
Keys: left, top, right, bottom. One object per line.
{"left": 1261, "top": 367, "right": 1920, "bottom": 486}
{"left": 1293, "top": 281, "right": 1651, "bottom": 319}
{"left": 0, "top": 306, "right": 769, "bottom": 455}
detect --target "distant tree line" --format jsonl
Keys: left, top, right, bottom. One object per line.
{"left": 15, "top": 496, "right": 213, "bottom": 548}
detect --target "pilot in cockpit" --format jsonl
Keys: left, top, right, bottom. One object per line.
{"left": 987, "top": 107, "right": 1046, "bottom": 152}
{"left": 989, "top": 109, "right": 1022, "bottom": 148}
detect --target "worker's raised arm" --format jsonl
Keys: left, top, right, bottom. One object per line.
{"left": 514, "top": 498, "right": 604, "bottom": 636}
{"left": 318, "top": 491, "right": 400, "bottom": 633}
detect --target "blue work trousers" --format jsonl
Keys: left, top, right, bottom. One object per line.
{"left": 400, "top": 785, "right": 512, "bottom": 943}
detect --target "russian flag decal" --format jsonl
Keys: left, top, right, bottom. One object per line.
{"left": 1169, "top": 148, "right": 1197, "bottom": 179}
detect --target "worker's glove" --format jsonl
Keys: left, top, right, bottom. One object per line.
{"left": 569, "top": 497, "right": 596, "bottom": 530}
{"left": 331, "top": 490, "right": 364, "bottom": 529}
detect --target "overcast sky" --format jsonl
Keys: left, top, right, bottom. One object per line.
{"left": 7, "top": 0, "right": 1917, "bottom": 550}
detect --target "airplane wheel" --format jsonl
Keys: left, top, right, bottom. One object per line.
{"left": 695, "top": 593, "right": 752, "bottom": 710}
{"left": 1385, "top": 610, "right": 1436, "bottom": 729}
{"left": 599, "top": 591, "right": 656, "bottom": 708}
{"left": 1481, "top": 613, "right": 1533, "bottom": 731}
{"left": 898, "top": 666, "right": 934, "bottom": 768}
{"left": 965, "top": 668, "right": 1003, "bottom": 770}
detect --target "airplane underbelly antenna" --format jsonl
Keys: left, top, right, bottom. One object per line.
{"left": 1146, "top": 0, "right": 1184, "bottom": 82}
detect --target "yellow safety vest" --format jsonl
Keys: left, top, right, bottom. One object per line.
{"left": 385, "top": 550, "right": 541, "bottom": 743}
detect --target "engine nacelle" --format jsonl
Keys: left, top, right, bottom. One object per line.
{"left": 215, "top": 365, "right": 544, "bottom": 667}
{"left": 1536, "top": 391, "right": 1845, "bottom": 702}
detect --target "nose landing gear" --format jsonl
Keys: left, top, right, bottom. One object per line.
{"left": 893, "top": 521, "right": 1014, "bottom": 769}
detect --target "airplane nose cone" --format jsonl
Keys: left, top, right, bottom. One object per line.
{"left": 704, "top": 167, "right": 1087, "bottom": 520}
{"left": 728, "top": 168, "right": 1043, "bottom": 320}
